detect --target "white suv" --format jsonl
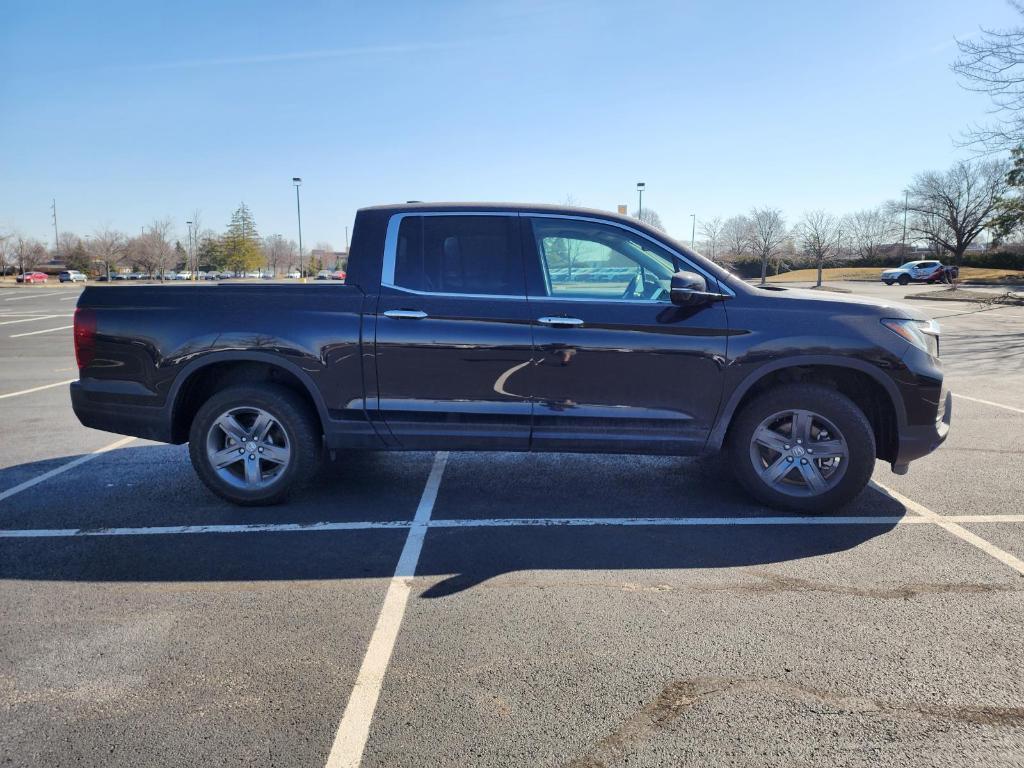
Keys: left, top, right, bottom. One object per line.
{"left": 59, "top": 270, "right": 87, "bottom": 283}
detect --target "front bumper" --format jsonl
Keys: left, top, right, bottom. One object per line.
{"left": 892, "top": 390, "right": 952, "bottom": 471}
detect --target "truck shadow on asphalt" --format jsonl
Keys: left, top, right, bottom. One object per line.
{"left": 0, "top": 447, "right": 908, "bottom": 595}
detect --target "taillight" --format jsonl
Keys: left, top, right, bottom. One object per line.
{"left": 74, "top": 307, "right": 97, "bottom": 370}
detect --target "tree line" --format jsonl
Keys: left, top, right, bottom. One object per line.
{"left": 674, "top": 155, "right": 1016, "bottom": 283}
{"left": 0, "top": 203, "right": 337, "bottom": 278}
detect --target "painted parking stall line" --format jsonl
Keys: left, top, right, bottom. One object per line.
{"left": 324, "top": 451, "right": 449, "bottom": 768}
{"left": 0, "top": 379, "right": 75, "bottom": 400}
{"left": 955, "top": 393, "right": 1024, "bottom": 415}
{"left": 0, "top": 519, "right": 412, "bottom": 538}
{"left": 0, "top": 315, "right": 61, "bottom": 326}
{"left": 10, "top": 324, "right": 74, "bottom": 338}
{"left": 0, "top": 436, "right": 135, "bottom": 504}
{"left": 4, "top": 291, "right": 62, "bottom": 301}
{"left": 872, "top": 480, "right": 1024, "bottom": 576}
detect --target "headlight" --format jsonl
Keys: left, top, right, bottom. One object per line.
{"left": 881, "top": 318, "right": 940, "bottom": 356}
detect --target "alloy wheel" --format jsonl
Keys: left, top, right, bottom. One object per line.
{"left": 205, "top": 406, "right": 291, "bottom": 490}
{"left": 748, "top": 409, "right": 849, "bottom": 498}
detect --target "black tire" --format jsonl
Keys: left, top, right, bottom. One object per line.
{"left": 726, "top": 383, "right": 876, "bottom": 513}
{"left": 897, "top": 274, "right": 910, "bottom": 285}
{"left": 883, "top": 280, "right": 894, "bottom": 286}
{"left": 188, "top": 383, "right": 321, "bottom": 505}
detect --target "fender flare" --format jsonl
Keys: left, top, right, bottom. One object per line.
{"left": 166, "top": 350, "right": 331, "bottom": 437}
{"left": 705, "top": 355, "right": 907, "bottom": 452}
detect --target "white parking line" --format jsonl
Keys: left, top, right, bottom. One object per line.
{"left": 0, "top": 379, "right": 75, "bottom": 400}
{"left": 955, "top": 393, "right": 1024, "bottom": 415}
{"left": 325, "top": 451, "right": 449, "bottom": 768}
{"left": 4, "top": 291, "right": 61, "bottom": 301}
{"left": 871, "top": 480, "right": 1024, "bottom": 576}
{"left": 0, "top": 520, "right": 410, "bottom": 538}
{"left": 0, "top": 436, "right": 135, "bottom": 504}
{"left": 0, "top": 315, "right": 60, "bottom": 326}
{"left": 10, "top": 324, "right": 73, "bottom": 338}
{"left": 59, "top": 295, "right": 81, "bottom": 301}
{"left": 2, "top": 513, "right": 1021, "bottom": 540}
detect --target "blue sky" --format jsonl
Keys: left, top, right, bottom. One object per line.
{"left": 1, "top": 0, "right": 1018, "bottom": 247}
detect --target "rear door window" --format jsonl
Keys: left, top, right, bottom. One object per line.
{"left": 393, "top": 215, "right": 523, "bottom": 296}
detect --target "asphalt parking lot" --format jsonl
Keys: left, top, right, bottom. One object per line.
{"left": 1, "top": 281, "right": 1023, "bottom": 767}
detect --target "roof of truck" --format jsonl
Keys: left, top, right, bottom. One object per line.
{"left": 358, "top": 201, "right": 643, "bottom": 225}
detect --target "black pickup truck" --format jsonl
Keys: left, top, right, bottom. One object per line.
{"left": 71, "top": 203, "right": 951, "bottom": 511}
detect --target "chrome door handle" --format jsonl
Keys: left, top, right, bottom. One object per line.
{"left": 537, "top": 316, "right": 584, "bottom": 327}
{"left": 383, "top": 309, "right": 428, "bottom": 320}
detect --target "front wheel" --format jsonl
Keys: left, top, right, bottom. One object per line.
{"left": 897, "top": 274, "right": 910, "bottom": 285}
{"left": 188, "top": 383, "right": 321, "bottom": 505}
{"left": 883, "top": 280, "right": 894, "bottom": 286}
{"left": 727, "top": 384, "right": 876, "bottom": 513}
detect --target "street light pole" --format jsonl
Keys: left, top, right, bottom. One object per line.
{"left": 186, "top": 220, "right": 194, "bottom": 280}
{"left": 293, "top": 177, "right": 304, "bottom": 281}
{"left": 901, "top": 191, "right": 909, "bottom": 259}
{"left": 636, "top": 182, "right": 645, "bottom": 221}
{"left": 690, "top": 214, "right": 696, "bottom": 248}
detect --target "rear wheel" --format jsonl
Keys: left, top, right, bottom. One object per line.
{"left": 727, "top": 384, "right": 875, "bottom": 513}
{"left": 188, "top": 383, "right": 321, "bottom": 505}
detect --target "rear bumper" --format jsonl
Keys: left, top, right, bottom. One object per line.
{"left": 70, "top": 380, "right": 175, "bottom": 443}
{"left": 893, "top": 390, "right": 952, "bottom": 469}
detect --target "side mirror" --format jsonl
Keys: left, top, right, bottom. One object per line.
{"left": 670, "top": 270, "right": 731, "bottom": 306}
{"left": 670, "top": 270, "right": 708, "bottom": 305}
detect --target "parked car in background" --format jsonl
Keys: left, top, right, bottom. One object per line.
{"left": 176, "top": 271, "right": 192, "bottom": 281}
{"left": 16, "top": 272, "right": 48, "bottom": 284}
{"left": 59, "top": 270, "right": 87, "bottom": 283}
{"left": 287, "top": 270, "right": 301, "bottom": 279}
{"left": 315, "top": 269, "right": 332, "bottom": 280}
{"left": 881, "top": 260, "right": 958, "bottom": 285}
{"left": 205, "top": 271, "right": 220, "bottom": 280}
{"left": 330, "top": 270, "right": 347, "bottom": 281}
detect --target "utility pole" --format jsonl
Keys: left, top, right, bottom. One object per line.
{"left": 690, "top": 214, "right": 696, "bottom": 248}
{"left": 51, "top": 199, "right": 59, "bottom": 257}
{"left": 636, "top": 182, "right": 645, "bottom": 221}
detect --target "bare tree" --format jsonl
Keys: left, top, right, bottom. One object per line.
{"left": 188, "top": 209, "right": 204, "bottom": 274}
{"left": 136, "top": 219, "right": 176, "bottom": 278}
{"left": 749, "top": 207, "right": 788, "bottom": 284}
{"left": 631, "top": 207, "right": 666, "bottom": 232}
{"left": 262, "top": 234, "right": 292, "bottom": 277}
{"left": 0, "top": 231, "right": 13, "bottom": 276}
{"left": 843, "top": 206, "right": 898, "bottom": 262}
{"left": 905, "top": 159, "right": 1010, "bottom": 278}
{"left": 721, "top": 215, "right": 752, "bottom": 261}
{"left": 796, "top": 210, "right": 840, "bottom": 287}
{"left": 14, "top": 237, "right": 47, "bottom": 274}
{"left": 55, "top": 231, "right": 82, "bottom": 262}
{"left": 953, "top": 3, "right": 1024, "bottom": 151}
{"left": 698, "top": 216, "right": 724, "bottom": 261}
{"left": 88, "top": 227, "right": 127, "bottom": 279}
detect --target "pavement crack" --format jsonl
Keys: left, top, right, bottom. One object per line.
{"left": 562, "top": 677, "right": 1024, "bottom": 767}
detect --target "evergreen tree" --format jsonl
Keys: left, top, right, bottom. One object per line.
{"left": 197, "top": 236, "right": 224, "bottom": 270}
{"left": 221, "top": 203, "right": 263, "bottom": 274}
{"left": 174, "top": 241, "right": 187, "bottom": 270}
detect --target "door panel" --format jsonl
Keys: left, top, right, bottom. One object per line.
{"left": 374, "top": 214, "right": 533, "bottom": 450}
{"left": 523, "top": 216, "right": 730, "bottom": 454}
